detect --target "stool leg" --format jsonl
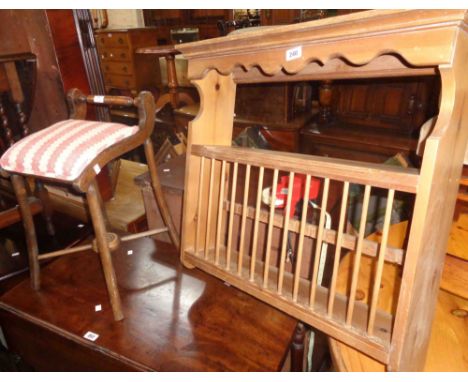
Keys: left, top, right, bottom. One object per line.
{"left": 143, "top": 138, "right": 180, "bottom": 250}
{"left": 35, "top": 180, "right": 55, "bottom": 236}
{"left": 86, "top": 180, "right": 124, "bottom": 321}
{"left": 93, "top": 178, "right": 111, "bottom": 230}
{"left": 11, "top": 175, "right": 40, "bottom": 290}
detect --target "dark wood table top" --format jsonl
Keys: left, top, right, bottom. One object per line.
{"left": 136, "top": 45, "right": 179, "bottom": 56}
{"left": 0, "top": 238, "right": 297, "bottom": 371}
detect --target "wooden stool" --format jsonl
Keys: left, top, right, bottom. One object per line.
{"left": 0, "top": 88, "right": 179, "bottom": 321}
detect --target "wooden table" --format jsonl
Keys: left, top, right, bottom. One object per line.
{"left": 329, "top": 221, "right": 468, "bottom": 371}
{"left": 0, "top": 238, "right": 298, "bottom": 371}
{"left": 135, "top": 45, "right": 195, "bottom": 112}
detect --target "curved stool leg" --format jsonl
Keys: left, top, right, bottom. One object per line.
{"left": 143, "top": 138, "right": 180, "bottom": 251}
{"left": 86, "top": 180, "right": 124, "bottom": 321}
{"left": 11, "top": 175, "right": 40, "bottom": 290}
{"left": 35, "top": 180, "right": 55, "bottom": 236}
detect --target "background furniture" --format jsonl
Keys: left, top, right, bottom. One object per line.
{"left": 135, "top": 154, "right": 185, "bottom": 244}
{"left": 94, "top": 28, "right": 161, "bottom": 97}
{"left": 0, "top": 10, "right": 70, "bottom": 134}
{"left": 174, "top": 82, "right": 315, "bottom": 152}
{"left": 143, "top": 9, "right": 233, "bottom": 42}
{"left": 300, "top": 77, "right": 439, "bottom": 163}
{"left": 177, "top": 10, "right": 468, "bottom": 371}
{"left": 0, "top": 52, "right": 55, "bottom": 281}
{"left": 135, "top": 45, "right": 196, "bottom": 113}
{"left": 172, "top": 70, "right": 438, "bottom": 158}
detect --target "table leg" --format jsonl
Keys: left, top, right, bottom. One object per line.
{"left": 291, "top": 322, "right": 306, "bottom": 371}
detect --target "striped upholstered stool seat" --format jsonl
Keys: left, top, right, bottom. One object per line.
{"left": 0, "top": 119, "right": 139, "bottom": 181}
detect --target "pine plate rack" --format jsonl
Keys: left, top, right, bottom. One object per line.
{"left": 176, "top": 10, "right": 468, "bottom": 371}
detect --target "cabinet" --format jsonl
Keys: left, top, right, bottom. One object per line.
{"left": 173, "top": 82, "right": 314, "bottom": 152}
{"left": 260, "top": 9, "right": 300, "bottom": 25}
{"left": 95, "top": 28, "right": 161, "bottom": 96}
{"left": 233, "top": 82, "right": 313, "bottom": 151}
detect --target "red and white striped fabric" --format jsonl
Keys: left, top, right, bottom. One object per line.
{"left": 0, "top": 119, "right": 139, "bottom": 181}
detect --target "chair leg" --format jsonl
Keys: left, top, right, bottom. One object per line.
{"left": 143, "top": 137, "right": 180, "bottom": 251}
{"left": 11, "top": 175, "right": 40, "bottom": 290}
{"left": 86, "top": 179, "right": 124, "bottom": 321}
{"left": 34, "top": 180, "right": 55, "bottom": 236}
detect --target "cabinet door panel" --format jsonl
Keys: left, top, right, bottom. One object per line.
{"left": 333, "top": 78, "right": 437, "bottom": 134}
{"left": 261, "top": 9, "right": 300, "bottom": 25}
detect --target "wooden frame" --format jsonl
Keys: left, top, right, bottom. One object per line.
{"left": 178, "top": 10, "right": 468, "bottom": 371}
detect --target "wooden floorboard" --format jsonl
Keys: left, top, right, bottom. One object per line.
{"left": 0, "top": 211, "right": 92, "bottom": 295}
{"left": 46, "top": 159, "right": 148, "bottom": 232}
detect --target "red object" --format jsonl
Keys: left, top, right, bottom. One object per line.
{"left": 275, "top": 174, "right": 321, "bottom": 217}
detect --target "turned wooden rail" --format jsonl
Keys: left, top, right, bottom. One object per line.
{"left": 178, "top": 10, "right": 468, "bottom": 371}
{"left": 191, "top": 145, "right": 419, "bottom": 193}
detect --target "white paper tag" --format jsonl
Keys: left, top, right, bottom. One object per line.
{"left": 95, "top": 304, "right": 102, "bottom": 312}
{"left": 83, "top": 331, "right": 99, "bottom": 341}
{"left": 127, "top": 250, "right": 133, "bottom": 256}
{"left": 163, "top": 168, "right": 170, "bottom": 173}
{"left": 77, "top": 223, "right": 85, "bottom": 228}
{"left": 11, "top": 252, "right": 20, "bottom": 257}
{"left": 285, "top": 46, "right": 302, "bottom": 61}
{"left": 93, "top": 164, "right": 101, "bottom": 174}
{"left": 93, "top": 95, "right": 105, "bottom": 104}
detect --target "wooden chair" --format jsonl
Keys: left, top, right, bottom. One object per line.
{"left": 0, "top": 53, "right": 55, "bottom": 250}
{"left": 0, "top": 88, "right": 179, "bottom": 321}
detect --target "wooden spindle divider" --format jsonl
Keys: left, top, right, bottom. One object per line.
{"left": 367, "top": 188, "right": 395, "bottom": 335}
{"left": 225, "top": 161, "right": 238, "bottom": 270}
{"left": 327, "top": 181, "right": 349, "bottom": 316}
{"left": 277, "top": 171, "right": 295, "bottom": 294}
{"left": 204, "top": 158, "right": 215, "bottom": 260}
{"left": 292, "top": 174, "right": 311, "bottom": 302}
{"left": 214, "top": 160, "right": 226, "bottom": 264}
{"left": 16, "top": 103, "right": 28, "bottom": 138}
{"left": 263, "top": 168, "right": 279, "bottom": 288}
{"left": 194, "top": 156, "right": 205, "bottom": 256}
{"left": 346, "top": 184, "right": 371, "bottom": 325}
{"left": 309, "top": 177, "right": 330, "bottom": 308}
{"left": 0, "top": 99, "right": 14, "bottom": 147}
{"left": 237, "top": 164, "right": 251, "bottom": 275}
{"left": 249, "top": 166, "right": 264, "bottom": 281}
